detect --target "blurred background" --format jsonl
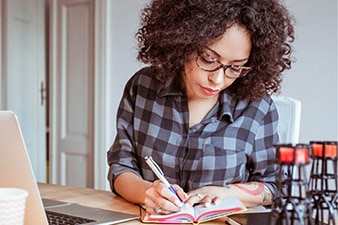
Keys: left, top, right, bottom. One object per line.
{"left": 0, "top": 0, "right": 336, "bottom": 190}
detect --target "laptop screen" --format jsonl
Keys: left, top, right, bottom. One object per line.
{"left": 0, "top": 111, "right": 50, "bottom": 225}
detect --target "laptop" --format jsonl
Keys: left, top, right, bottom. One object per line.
{"left": 0, "top": 111, "right": 139, "bottom": 225}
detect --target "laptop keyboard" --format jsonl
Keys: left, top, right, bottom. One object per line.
{"left": 46, "top": 211, "right": 96, "bottom": 225}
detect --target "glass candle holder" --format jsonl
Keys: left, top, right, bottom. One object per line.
{"left": 272, "top": 144, "right": 313, "bottom": 225}
{"left": 309, "top": 141, "right": 338, "bottom": 225}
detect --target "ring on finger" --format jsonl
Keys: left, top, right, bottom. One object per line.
{"left": 155, "top": 205, "right": 162, "bottom": 214}
{"left": 195, "top": 193, "right": 202, "bottom": 199}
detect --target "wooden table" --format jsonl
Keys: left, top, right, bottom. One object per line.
{"left": 39, "top": 183, "right": 337, "bottom": 224}
{"left": 38, "top": 183, "right": 228, "bottom": 224}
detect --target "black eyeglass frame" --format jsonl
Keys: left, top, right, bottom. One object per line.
{"left": 195, "top": 50, "right": 252, "bottom": 79}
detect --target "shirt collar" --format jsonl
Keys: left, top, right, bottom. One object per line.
{"left": 218, "top": 90, "right": 235, "bottom": 123}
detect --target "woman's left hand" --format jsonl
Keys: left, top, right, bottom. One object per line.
{"left": 185, "top": 186, "right": 222, "bottom": 208}
{"left": 184, "top": 182, "right": 273, "bottom": 208}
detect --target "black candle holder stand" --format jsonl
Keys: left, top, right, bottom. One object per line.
{"left": 272, "top": 144, "right": 314, "bottom": 225}
{"left": 309, "top": 141, "right": 338, "bottom": 225}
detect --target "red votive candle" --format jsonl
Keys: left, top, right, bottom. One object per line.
{"left": 278, "top": 146, "right": 295, "bottom": 163}
{"left": 295, "top": 145, "right": 309, "bottom": 163}
{"left": 311, "top": 142, "right": 323, "bottom": 157}
{"left": 324, "top": 141, "right": 337, "bottom": 157}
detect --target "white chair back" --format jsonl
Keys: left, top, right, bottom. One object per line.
{"left": 271, "top": 95, "right": 302, "bottom": 144}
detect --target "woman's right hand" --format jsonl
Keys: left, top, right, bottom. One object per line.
{"left": 143, "top": 180, "right": 187, "bottom": 214}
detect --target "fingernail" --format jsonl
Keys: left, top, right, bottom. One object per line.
{"left": 204, "top": 202, "right": 210, "bottom": 207}
{"left": 175, "top": 200, "right": 184, "bottom": 207}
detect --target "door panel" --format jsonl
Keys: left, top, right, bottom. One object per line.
{"left": 2, "top": 0, "right": 46, "bottom": 182}
{"left": 50, "top": 0, "right": 94, "bottom": 188}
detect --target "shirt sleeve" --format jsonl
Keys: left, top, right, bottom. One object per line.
{"left": 247, "top": 99, "right": 279, "bottom": 196}
{"left": 107, "top": 75, "right": 142, "bottom": 194}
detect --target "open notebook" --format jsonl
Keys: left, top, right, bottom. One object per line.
{"left": 0, "top": 111, "right": 138, "bottom": 225}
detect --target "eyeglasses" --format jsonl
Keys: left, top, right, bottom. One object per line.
{"left": 195, "top": 50, "right": 252, "bottom": 79}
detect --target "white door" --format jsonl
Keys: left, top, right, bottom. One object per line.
{"left": 1, "top": 0, "right": 46, "bottom": 182}
{"left": 49, "top": 0, "right": 95, "bottom": 188}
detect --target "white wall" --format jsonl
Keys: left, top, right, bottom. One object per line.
{"left": 108, "top": 0, "right": 337, "bottom": 148}
{"left": 282, "top": 0, "right": 337, "bottom": 142}
{"left": 107, "top": 0, "right": 147, "bottom": 146}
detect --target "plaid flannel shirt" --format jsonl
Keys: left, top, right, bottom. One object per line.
{"left": 107, "top": 67, "right": 279, "bottom": 195}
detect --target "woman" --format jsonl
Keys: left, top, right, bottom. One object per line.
{"left": 107, "top": 0, "right": 294, "bottom": 215}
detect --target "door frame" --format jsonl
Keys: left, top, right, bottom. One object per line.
{"left": 93, "top": 0, "right": 109, "bottom": 190}
{"left": 49, "top": 0, "right": 109, "bottom": 190}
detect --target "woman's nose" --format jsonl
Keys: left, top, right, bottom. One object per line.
{"left": 208, "top": 68, "right": 225, "bottom": 85}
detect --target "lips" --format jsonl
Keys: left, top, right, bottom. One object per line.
{"left": 201, "top": 86, "right": 220, "bottom": 96}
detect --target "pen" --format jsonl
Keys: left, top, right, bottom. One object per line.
{"left": 144, "top": 156, "right": 183, "bottom": 202}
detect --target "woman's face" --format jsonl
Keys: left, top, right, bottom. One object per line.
{"left": 183, "top": 24, "right": 252, "bottom": 101}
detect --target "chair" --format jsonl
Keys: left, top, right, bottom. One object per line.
{"left": 271, "top": 95, "right": 302, "bottom": 144}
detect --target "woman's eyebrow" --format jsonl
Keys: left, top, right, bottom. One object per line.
{"left": 205, "top": 46, "right": 249, "bottom": 63}
{"left": 233, "top": 58, "right": 249, "bottom": 63}
{"left": 205, "top": 46, "right": 221, "bottom": 57}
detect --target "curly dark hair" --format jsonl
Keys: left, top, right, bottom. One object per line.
{"left": 136, "top": 0, "right": 295, "bottom": 100}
